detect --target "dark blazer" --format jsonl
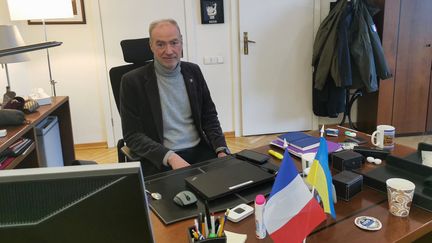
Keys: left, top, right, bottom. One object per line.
{"left": 120, "top": 61, "right": 227, "bottom": 171}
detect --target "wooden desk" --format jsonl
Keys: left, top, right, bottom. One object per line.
{"left": 150, "top": 126, "right": 432, "bottom": 243}
{"left": 0, "top": 96, "right": 75, "bottom": 168}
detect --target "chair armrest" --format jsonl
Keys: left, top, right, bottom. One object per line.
{"left": 121, "top": 145, "right": 141, "bottom": 162}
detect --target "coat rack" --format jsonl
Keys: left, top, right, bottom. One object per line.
{"left": 339, "top": 88, "right": 362, "bottom": 129}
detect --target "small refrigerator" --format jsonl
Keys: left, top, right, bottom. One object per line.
{"left": 35, "top": 116, "right": 64, "bottom": 167}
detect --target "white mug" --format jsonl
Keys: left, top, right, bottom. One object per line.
{"left": 371, "top": 125, "right": 395, "bottom": 149}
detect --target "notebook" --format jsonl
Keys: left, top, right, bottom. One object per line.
{"left": 290, "top": 136, "right": 320, "bottom": 151}
{"left": 270, "top": 139, "right": 342, "bottom": 157}
{"left": 184, "top": 159, "right": 275, "bottom": 201}
{"left": 277, "top": 132, "right": 320, "bottom": 151}
{"left": 277, "top": 132, "right": 309, "bottom": 143}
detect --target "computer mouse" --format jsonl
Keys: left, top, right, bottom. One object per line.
{"left": 173, "top": 190, "right": 197, "bottom": 206}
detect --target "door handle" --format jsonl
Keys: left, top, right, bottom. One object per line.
{"left": 243, "top": 32, "right": 256, "bottom": 55}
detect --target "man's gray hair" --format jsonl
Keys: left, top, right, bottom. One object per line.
{"left": 148, "top": 19, "right": 181, "bottom": 41}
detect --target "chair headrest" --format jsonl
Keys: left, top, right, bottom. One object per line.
{"left": 120, "top": 38, "right": 153, "bottom": 64}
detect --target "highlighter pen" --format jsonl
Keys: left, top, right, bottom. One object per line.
{"left": 201, "top": 213, "right": 206, "bottom": 238}
{"left": 268, "top": 149, "right": 283, "bottom": 160}
{"left": 217, "top": 216, "right": 225, "bottom": 237}
{"left": 219, "top": 208, "right": 229, "bottom": 236}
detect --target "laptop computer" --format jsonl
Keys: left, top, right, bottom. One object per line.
{"left": 184, "top": 158, "right": 275, "bottom": 200}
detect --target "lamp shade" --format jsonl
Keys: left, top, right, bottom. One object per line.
{"left": 0, "top": 25, "right": 29, "bottom": 64}
{"left": 7, "top": 0, "right": 73, "bottom": 20}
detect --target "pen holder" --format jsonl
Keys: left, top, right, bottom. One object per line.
{"left": 188, "top": 226, "right": 226, "bottom": 243}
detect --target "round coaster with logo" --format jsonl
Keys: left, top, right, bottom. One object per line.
{"left": 354, "top": 216, "right": 382, "bottom": 231}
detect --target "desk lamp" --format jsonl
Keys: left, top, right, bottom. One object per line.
{"left": 0, "top": 25, "right": 29, "bottom": 104}
{"left": 6, "top": 0, "right": 73, "bottom": 97}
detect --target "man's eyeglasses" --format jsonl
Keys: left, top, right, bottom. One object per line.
{"left": 153, "top": 40, "right": 182, "bottom": 50}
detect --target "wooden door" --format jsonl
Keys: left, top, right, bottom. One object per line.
{"left": 392, "top": 0, "right": 432, "bottom": 134}
{"left": 239, "top": 0, "right": 315, "bottom": 135}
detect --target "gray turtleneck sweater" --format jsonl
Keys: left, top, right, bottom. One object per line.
{"left": 154, "top": 60, "right": 201, "bottom": 159}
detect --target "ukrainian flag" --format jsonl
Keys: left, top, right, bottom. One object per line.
{"left": 306, "top": 137, "right": 336, "bottom": 218}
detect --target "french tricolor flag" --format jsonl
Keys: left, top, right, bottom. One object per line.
{"left": 263, "top": 150, "right": 326, "bottom": 243}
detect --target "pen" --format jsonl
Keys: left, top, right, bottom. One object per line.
{"left": 204, "top": 215, "right": 209, "bottom": 238}
{"left": 218, "top": 208, "right": 229, "bottom": 237}
{"left": 191, "top": 229, "right": 199, "bottom": 240}
{"left": 198, "top": 213, "right": 203, "bottom": 232}
{"left": 204, "top": 200, "right": 211, "bottom": 229}
{"left": 211, "top": 214, "right": 215, "bottom": 235}
{"left": 194, "top": 219, "right": 199, "bottom": 233}
{"left": 194, "top": 227, "right": 205, "bottom": 240}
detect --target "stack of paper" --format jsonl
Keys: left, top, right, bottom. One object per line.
{"left": 225, "top": 230, "right": 247, "bottom": 243}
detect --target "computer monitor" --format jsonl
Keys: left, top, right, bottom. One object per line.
{"left": 0, "top": 162, "right": 155, "bottom": 243}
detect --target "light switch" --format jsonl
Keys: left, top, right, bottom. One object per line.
{"left": 210, "top": 56, "right": 218, "bottom": 64}
{"left": 203, "top": 56, "right": 224, "bottom": 65}
{"left": 203, "top": 56, "right": 212, "bottom": 65}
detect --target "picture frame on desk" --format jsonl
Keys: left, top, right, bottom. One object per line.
{"left": 28, "top": 0, "right": 86, "bottom": 25}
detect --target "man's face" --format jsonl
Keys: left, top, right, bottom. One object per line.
{"left": 150, "top": 22, "right": 182, "bottom": 70}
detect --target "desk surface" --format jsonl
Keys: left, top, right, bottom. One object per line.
{"left": 150, "top": 126, "right": 432, "bottom": 243}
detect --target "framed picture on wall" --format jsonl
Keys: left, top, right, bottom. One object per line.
{"left": 28, "top": 0, "right": 86, "bottom": 25}
{"left": 200, "top": 0, "right": 224, "bottom": 24}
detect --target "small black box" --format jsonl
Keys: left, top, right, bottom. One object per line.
{"left": 332, "top": 170, "right": 363, "bottom": 201}
{"left": 331, "top": 150, "right": 363, "bottom": 171}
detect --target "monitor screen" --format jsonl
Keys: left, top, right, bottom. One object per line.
{"left": 0, "top": 162, "right": 155, "bottom": 243}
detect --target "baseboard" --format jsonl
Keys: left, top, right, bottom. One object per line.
{"left": 75, "top": 142, "right": 108, "bottom": 150}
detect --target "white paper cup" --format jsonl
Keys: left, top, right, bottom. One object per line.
{"left": 386, "top": 178, "right": 415, "bottom": 217}
{"left": 301, "top": 153, "right": 316, "bottom": 172}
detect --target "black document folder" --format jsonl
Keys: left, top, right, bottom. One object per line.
{"left": 184, "top": 158, "right": 275, "bottom": 200}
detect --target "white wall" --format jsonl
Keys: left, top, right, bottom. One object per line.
{"left": 0, "top": 0, "right": 346, "bottom": 147}
{"left": 0, "top": 0, "right": 108, "bottom": 145}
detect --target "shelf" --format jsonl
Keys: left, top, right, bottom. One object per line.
{"left": 0, "top": 142, "right": 36, "bottom": 170}
{"left": 0, "top": 41, "right": 62, "bottom": 57}
{"left": 0, "top": 97, "right": 75, "bottom": 168}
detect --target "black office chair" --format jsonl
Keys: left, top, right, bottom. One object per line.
{"left": 109, "top": 37, "right": 153, "bottom": 162}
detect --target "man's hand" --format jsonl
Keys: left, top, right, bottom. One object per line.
{"left": 167, "top": 153, "right": 190, "bottom": 169}
{"left": 217, "top": 152, "right": 227, "bottom": 158}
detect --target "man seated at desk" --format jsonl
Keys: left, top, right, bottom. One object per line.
{"left": 120, "top": 18, "right": 229, "bottom": 176}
